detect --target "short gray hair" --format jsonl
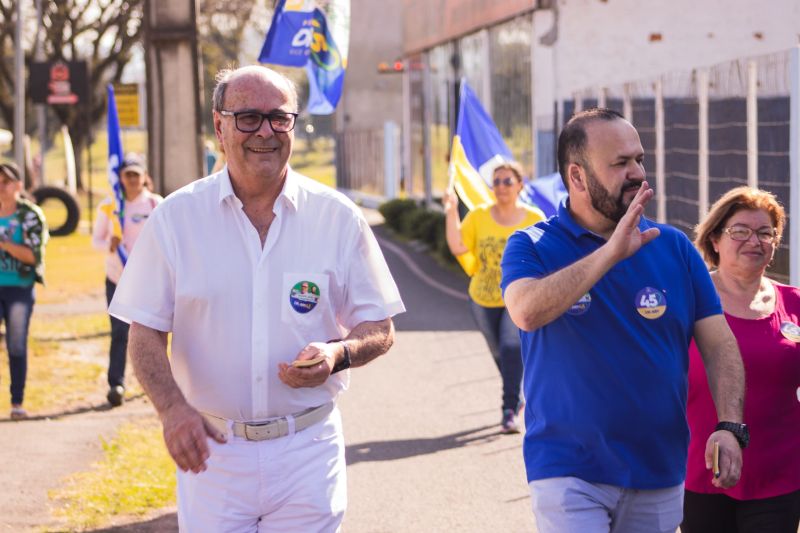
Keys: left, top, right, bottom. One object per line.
{"left": 211, "top": 66, "right": 299, "bottom": 112}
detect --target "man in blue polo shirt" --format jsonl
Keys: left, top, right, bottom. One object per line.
{"left": 500, "top": 108, "right": 746, "bottom": 532}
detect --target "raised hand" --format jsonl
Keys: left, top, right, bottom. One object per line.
{"left": 443, "top": 188, "right": 459, "bottom": 215}
{"left": 605, "top": 181, "right": 660, "bottom": 261}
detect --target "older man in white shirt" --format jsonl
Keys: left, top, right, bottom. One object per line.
{"left": 109, "top": 65, "right": 404, "bottom": 532}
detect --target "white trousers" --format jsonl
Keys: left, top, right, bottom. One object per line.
{"left": 529, "top": 477, "right": 684, "bottom": 533}
{"left": 177, "top": 407, "right": 346, "bottom": 533}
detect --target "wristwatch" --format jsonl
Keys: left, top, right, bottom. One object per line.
{"left": 331, "top": 340, "right": 351, "bottom": 374}
{"left": 715, "top": 421, "right": 749, "bottom": 449}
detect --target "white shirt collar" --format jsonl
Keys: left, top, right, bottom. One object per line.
{"left": 218, "top": 165, "right": 299, "bottom": 213}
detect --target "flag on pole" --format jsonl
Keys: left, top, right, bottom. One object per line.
{"left": 106, "top": 84, "right": 128, "bottom": 265}
{"left": 304, "top": 7, "right": 346, "bottom": 114}
{"left": 259, "top": 0, "right": 348, "bottom": 115}
{"left": 258, "top": 0, "right": 316, "bottom": 67}
{"left": 448, "top": 80, "right": 513, "bottom": 210}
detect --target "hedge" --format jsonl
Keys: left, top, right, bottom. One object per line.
{"left": 378, "top": 198, "right": 456, "bottom": 265}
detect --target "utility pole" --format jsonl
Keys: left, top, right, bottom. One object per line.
{"left": 34, "top": 0, "right": 46, "bottom": 189}
{"left": 13, "top": 0, "right": 25, "bottom": 182}
{"left": 143, "top": 0, "right": 204, "bottom": 194}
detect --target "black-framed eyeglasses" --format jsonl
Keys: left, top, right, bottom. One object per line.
{"left": 722, "top": 225, "right": 777, "bottom": 243}
{"left": 219, "top": 110, "right": 298, "bottom": 133}
{"left": 493, "top": 177, "right": 519, "bottom": 187}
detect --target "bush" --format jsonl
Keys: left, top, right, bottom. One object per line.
{"left": 378, "top": 198, "right": 418, "bottom": 233}
{"left": 378, "top": 199, "right": 458, "bottom": 266}
{"left": 411, "top": 210, "right": 442, "bottom": 247}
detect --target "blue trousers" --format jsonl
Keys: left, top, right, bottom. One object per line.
{"left": 0, "top": 285, "right": 35, "bottom": 405}
{"left": 105, "top": 278, "right": 129, "bottom": 388}
{"left": 469, "top": 299, "right": 523, "bottom": 413}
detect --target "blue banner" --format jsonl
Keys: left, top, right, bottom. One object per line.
{"left": 258, "top": 0, "right": 315, "bottom": 67}
{"left": 259, "top": 2, "right": 347, "bottom": 115}
{"left": 305, "top": 8, "right": 345, "bottom": 114}
{"left": 106, "top": 84, "right": 128, "bottom": 265}
{"left": 520, "top": 172, "right": 567, "bottom": 218}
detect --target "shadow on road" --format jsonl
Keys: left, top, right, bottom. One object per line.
{"left": 346, "top": 424, "right": 503, "bottom": 465}
{"left": 88, "top": 512, "right": 178, "bottom": 532}
{"left": 0, "top": 393, "right": 146, "bottom": 424}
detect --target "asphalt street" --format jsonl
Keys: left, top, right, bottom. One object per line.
{"left": 339, "top": 224, "right": 535, "bottom": 532}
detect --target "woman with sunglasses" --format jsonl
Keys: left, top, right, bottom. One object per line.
{"left": 444, "top": 162, "right": 544, "bottom": 433}
{"left": 683, "top": 186, "right": 800, "bottom": 532}
{"left": 0, "top": 162, "right": 48, "bottom": 421}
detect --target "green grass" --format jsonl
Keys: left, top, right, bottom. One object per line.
{"left": 48, "top": 419, "right": 175, "bottom": 530}
{"left": 33, "top": 129, "right": 147, "bottom": 193}
{"left": 38, "top": 229, "right": 106, "bottom": 305}
{"left": 292, "top": 136, "right": 336, "bottom": 188}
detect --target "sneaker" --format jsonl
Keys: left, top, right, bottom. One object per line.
{"left": 107, "top": 385, "right": 125, "bottom": 407}
{"left": 501, "top": 409, "right": 520, "bottom": 434}
{"left": 10, "top": 406, "right": 28, "bottom": 421}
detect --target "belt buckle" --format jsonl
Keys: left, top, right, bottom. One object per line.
{"left": 244, "top": 419, "right": 284, "bottom": 441}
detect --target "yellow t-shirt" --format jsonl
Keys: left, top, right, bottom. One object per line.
{"left": 457, "top": 204, "right": 545, "bottom": 307}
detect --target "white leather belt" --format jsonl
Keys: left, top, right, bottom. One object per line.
{"left": 202, "top": 402, "right": 334, "bottom": 442}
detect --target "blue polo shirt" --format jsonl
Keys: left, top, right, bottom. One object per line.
{"left": 500, "top": 201, "right": 721, "bottom": 488}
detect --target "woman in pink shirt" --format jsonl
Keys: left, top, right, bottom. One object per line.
{"left": 92, "top": 154, "right": 161, "bottom": 408}
{"left": 683, "top": 186, "right": 800, "bottom": 532}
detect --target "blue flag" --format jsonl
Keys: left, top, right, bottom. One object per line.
{"left": 259, "top": 1, "right": 347, "bottom": 115}
{"left": 106, "top": 84, "right": 128, "bottom": 265}
{"left": 258, "top": 0, "right": 315, "bottom": 67}
{"left": 305, "top": 8, "right": 345, "bottom": 114}
{"left": 520, "top": 172, "right": 567, "bottom": 218}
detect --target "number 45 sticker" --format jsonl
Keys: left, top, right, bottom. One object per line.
{"left": 635, "top": 287, "right": 667, "bottom": 319}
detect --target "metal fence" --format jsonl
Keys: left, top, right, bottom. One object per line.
{"left": 558, "top": 49, "right": 797, "bottom": 284}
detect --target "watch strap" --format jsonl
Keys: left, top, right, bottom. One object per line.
{"left": 715, "top": 421, "right": 749, "bottom": 449}
{"left": 331, "top": 339, "right": 351, "bottom": 374}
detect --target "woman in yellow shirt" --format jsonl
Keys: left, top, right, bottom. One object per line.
{"left": 444, "top": 162, "right": 544, "bottom": 433}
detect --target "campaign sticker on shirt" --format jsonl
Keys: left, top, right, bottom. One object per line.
{"left": 289, "top": 281, "right": 320, "bottom": 314}
{"left": 567, "top": 293, "right": 592, "bottom": 315}
{"left": 635, "top": 287, "right": 667, "bottom": 319}
{"left": 780, "top": 321, "right": 800, "bottom": 343}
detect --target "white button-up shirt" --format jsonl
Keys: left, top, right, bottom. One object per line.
{"left": 109, "top": 168, "right": 404, "bottom": 421}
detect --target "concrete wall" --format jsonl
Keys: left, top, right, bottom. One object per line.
{"left": 546, "top": 0, "right": 800, "bottom": 98}
{"left": 338, "top": 0, "right": 405, "bottom": 131}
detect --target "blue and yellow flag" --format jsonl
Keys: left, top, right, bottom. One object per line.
{"left": 106, "top": 84, "right": 128, "bottom": 265}
{"left": 449, "top": 80, "right": 513, "bottom": 211}
{"left": 259, "top": 0, "right": 347, "bottom": 115}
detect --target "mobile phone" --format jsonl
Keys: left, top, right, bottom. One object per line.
{"left": 291, "top": 355, "right": 326, "bottom": 368}
{"left": 713, "top": 441, "right": 720, "bottom": 478}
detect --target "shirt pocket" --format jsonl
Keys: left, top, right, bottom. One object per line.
{"left": 280, "top": 272, "right": 332, "bottom": 332}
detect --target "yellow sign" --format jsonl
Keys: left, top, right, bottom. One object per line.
{"left": 113, "top": 83, "right": 140, "bottom": 128}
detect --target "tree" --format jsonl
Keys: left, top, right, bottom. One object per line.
{"left": 0, "top": 0, "right": 143, "bottom": 189}
{"left": 196, "top": 0, "right": 259, "bottom": 135}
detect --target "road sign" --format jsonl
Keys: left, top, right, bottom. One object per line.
{"left": 113, "top": 83, "right": 140, "bottom": 128}
{"left": 30, "top": 61, "right": 88, "bottom": 106}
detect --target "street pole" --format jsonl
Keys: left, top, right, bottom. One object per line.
{"left": 14, "top": 0, "right": 25, "bottom": 182}
{"left": 35, "top": 0, "right": 46, "bottom": 189}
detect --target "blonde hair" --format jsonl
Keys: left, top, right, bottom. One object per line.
{"left": 694, "top": 186, "right": 785, "bottom": 267}
{"left": 493, "top": 161, "right": 524, "bottom": 181}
